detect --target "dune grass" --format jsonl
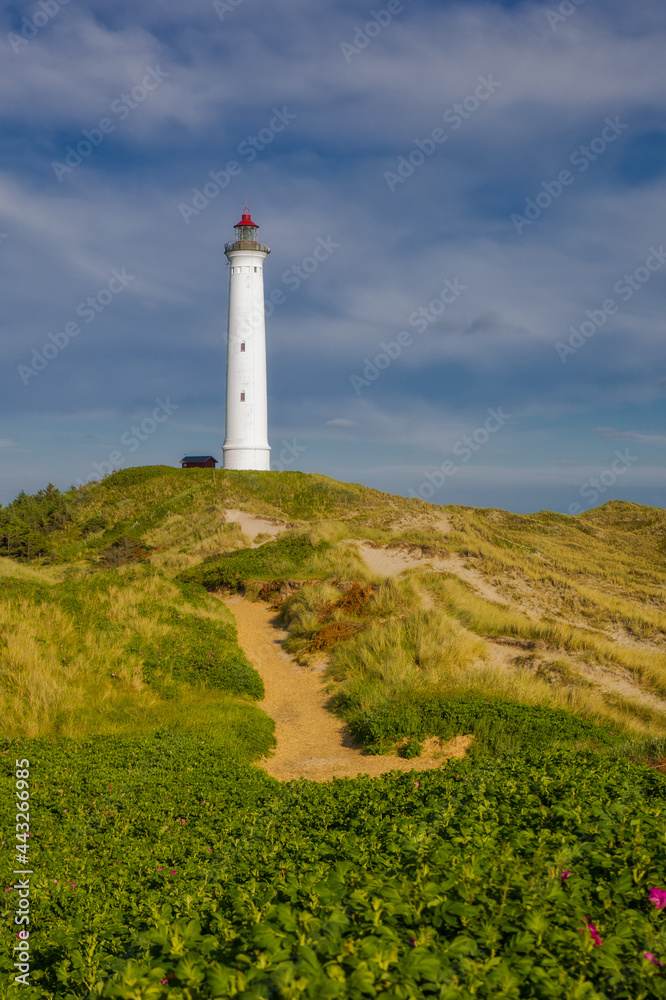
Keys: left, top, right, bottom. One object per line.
{"left": 270, "top": 574, "right": 664, "bottom": 751}
{"left": 180, "top": 531, "right": 370, "bottom": 593}
{"left": 327, "top": 607, "right": 488, "bottom": 700}
{"left": 0, "top": 561, "right": 269, "bottom": 741}
{"left": 323, "top": 606, "right": 666, "bottom": 753}
{"left": 419, "top": 570, "right": 666, "bottom": 697}
{"left": 438, "top": 505, "right": 666, "bottom": 640}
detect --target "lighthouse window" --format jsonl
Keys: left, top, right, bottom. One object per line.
{"left": 240, "top": 342, "right": 245, "bottom": 352}
{"left": 254, "top": 267, "right": 258, "bottom": 272}
{"left": 240, "top": 391, "right": 245, "bottom": 402}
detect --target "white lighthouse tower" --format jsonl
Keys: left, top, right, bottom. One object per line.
{"left": 222, "top": 207, "right": 271, "bottom": 471}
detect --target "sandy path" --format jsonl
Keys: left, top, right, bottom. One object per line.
{"left": 223, "top": 595, "right": 471, "bottom": 782}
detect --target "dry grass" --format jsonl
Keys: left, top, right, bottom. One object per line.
{"left": 327, "top": 609, "right": 488, "bottom": 699}
{"left": 0, "top": 562, "right": 255, "bottom": 737}
{"left": 418, "top": 571, "right": 666, "bottom": 698}
{"left": 143, "top": 509, "right": 248, "bottom": 574}
{"left": 438, "top": 508, "right": 666, "bottom": 648}
{"left": 0, "top": 557, "right": 64, "bottom": 585}
{"left": 277, "top": 577, "right": 423, "bottom": 662}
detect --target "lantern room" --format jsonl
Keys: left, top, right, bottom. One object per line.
{"left": 233, "top": 209, "right": 259, "bottom": 242}
{"left": 225, "top": 206, "right": 270, "bottom": 255}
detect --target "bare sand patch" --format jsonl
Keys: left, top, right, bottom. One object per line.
{"left": 481, "top": 636, "right": 666, "bottom": 716}
{"left": 225, "top": 509, "right": 291, "bottom": 547}
{"left": 389, "top": 512, "right": 452, "bottom": 535}
{"left": 353, "top": 541, "right": 513, "bottom": 607}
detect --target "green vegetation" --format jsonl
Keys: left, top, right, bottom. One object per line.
{"left": 180, "top": 534, "right": 333, "bottom": 592}
{"left": 271, "top": 571, "right": 666, "bottom": 755}
{"left": 0, "top": 467, "right": 430, "bottom": 567}
{"left": 335, "top": 694, "right": 623, "bottom": 758}
{"left": 2, "top": 467, "right": 665, "bottom": 754}
{"left": 0, "top": 484, "right": 72, "bottom": 559}
{"left": 0, "top": 561, "right": 269, "bottom": 741}
{"left": 1, "top": 735, "right": 666, "bottom": 998}
{"left": 2, "top": 468, "right": 666, "bottom": 996}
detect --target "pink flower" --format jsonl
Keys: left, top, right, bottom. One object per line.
{"left": 158, "top": 867, "right": 162, "bottom": 871}
{"left": 644, "top": 952, "right": 665, "bottom": 967}
{"left": 170, "top": 870, "right": 176, "bottom": 874}
{"left": 560, "top": 871, "right": 572, "bottom": 882}
{"left": 649, "top": 887, "right": 666, "bottom": 910}
{"left": 414, "top": 782, "right": 420, "bottom": 787}
{"left": 581, "top": 918, "right": 602, "bottom": 946}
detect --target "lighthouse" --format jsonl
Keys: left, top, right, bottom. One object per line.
{"left": 222, "top": 208, "right": 271, "bottom": 471}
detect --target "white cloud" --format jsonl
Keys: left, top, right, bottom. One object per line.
{"left": 2, "top": 0, "right": 666, "bottom": 509}
{"left": 595, "top": 426, "right": 666, "bottom": 444}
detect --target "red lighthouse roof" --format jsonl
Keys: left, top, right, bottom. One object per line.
{"left": 234, "top": 208, "right": 258, "bottom": 228}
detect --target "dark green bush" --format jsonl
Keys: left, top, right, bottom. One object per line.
{"left": 333, "top": 694, "right": 622, "bottom": 757}
{"left": 0, "top": 484, "right": 73, "bottom": 559}
{"left": 80, "top": 513, "right": 108, "bottom": 535}
{"left": 180, "top": 533, "right": 330, "bottom": 591}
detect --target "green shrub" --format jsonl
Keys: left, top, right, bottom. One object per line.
{"left": 125, "top": 608, "right": 263, "bottom": 700}
{"left": 1, "top": 735, "right": 665, "bottom": 999}
{"left": 180, "top": 533, "right": 331, "bottom": 591}
{"left": 0, "top": 484, "right": 73, "bottom": 560}
{"left": 80, "top": 513, "right": 108, "bottom": 536}
{"left": 333, "top": 693, "right": 623, "bottom": 757}
{"left": 95, "top": 466, "right": 177, "bottom": 489}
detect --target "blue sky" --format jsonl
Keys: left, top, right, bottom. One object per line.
{"left": 1, "top": 0, "right": 665, "bottom": 513}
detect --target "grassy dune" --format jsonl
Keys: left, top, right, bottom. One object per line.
{"left": 1, "top": 465, "right": 665, "bottom": 756}
{"left": 0, "top": 556, "right": 272, "bottom": 749}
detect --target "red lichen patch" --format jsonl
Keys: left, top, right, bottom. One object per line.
{"left": 319, "top": 581, "right": 373, "bottom": 620}
{"left": 307, "top": 621, "right": 366, "bottom": 652}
